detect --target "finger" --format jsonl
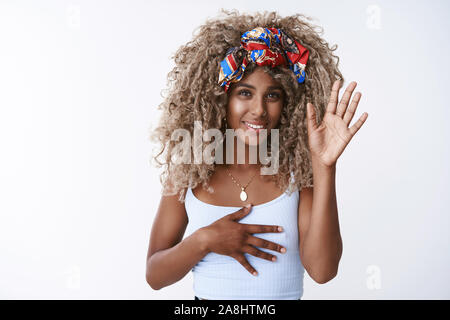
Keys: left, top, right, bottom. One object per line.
{"left": 326, "top": 79, "right": 341, "bottom": 114}
{"left": 243, "top": 245, "right": 277, "bottom": 262}
{"left": 233, "top": 253, "right": 258, "bottom": 276}
{"left": 343, "top": 92, "right": 362, "bottom": 127}
{"left": 228, "top": 204, "right": 252, "bottom": 221}
{"left": 348, "top": 112, "right": 369, "bottom": 136}
{"left": 247, "top": 235, "right": 286, "bottom": 253}
{"left": 336, "top": 81, "right": 357, "bottom": 118}
{"left": 306, "top": 103, "right": 318, "bottom": 131}
{"left": 242, "top": 223, "right": 283, "bottom": 234}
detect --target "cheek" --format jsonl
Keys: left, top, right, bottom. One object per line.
{"left": 268, "top": 104, "right": 283, "bottom": 126}
{"left": 226, "top": 99, "right": 247, "bottom": 122}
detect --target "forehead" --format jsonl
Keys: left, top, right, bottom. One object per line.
{"left": 230, "top": 67, "right": 282, "bottom": 91}
{"left": 241, "top": 67, "right": 275, "bottom": 82}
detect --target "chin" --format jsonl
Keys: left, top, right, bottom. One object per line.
{"left": 236, "top": 132, "right": 269, "bottom": 147}
{"left": 229, "top": 121, "right": 272, "bottom": 147}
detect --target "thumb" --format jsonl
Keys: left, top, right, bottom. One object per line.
{"left": 229, "top": 204, "right": 252, "bottom": 221}
{"left": 306, "top": 103, "right": 318, "bottom": 131}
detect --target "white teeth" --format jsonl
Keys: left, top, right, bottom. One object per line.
{"left": 245, "top": 122, "right": 264, "bottom": 129}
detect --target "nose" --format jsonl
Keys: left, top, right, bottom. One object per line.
{"left": 250, "top": 95, "right": 267, "bottom": 118}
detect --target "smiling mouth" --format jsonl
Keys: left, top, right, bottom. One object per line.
{"left": 242, "top": 121, "right": 267, "bottom": 132}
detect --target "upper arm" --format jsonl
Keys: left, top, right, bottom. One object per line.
{"left": 298, "top": 186, "right": 313, "bottom": 264}
{"left": 146, "top": 188, "right": 189, "bottom": 261}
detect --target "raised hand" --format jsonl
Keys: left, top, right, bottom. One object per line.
{"left": 306, "top": 80, "right": 368, "bottom": 167}
{"left": 200, "top": 205, "right": 286, "bottom": 276}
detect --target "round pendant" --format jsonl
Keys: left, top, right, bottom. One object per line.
{"left": 240, "top": 190, "right": 248, "bottom": 201}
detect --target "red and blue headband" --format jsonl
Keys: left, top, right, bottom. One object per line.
{"left": 218, "top": 27, "right": 310, "bottom": 92}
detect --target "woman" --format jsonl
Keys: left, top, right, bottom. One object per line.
{"left": 146, "top": 9, "right": 368, "bottom": 300}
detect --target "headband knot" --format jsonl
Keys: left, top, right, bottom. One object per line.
{"left": 218, "top": 27, "right": 310, "bottom": 92}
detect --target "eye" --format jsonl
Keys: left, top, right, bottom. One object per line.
{"left": 267, "top": 92, "right": 281, "bottom": 99}
{"left": 238, "top": 90, "right": 251, "bottom": 97}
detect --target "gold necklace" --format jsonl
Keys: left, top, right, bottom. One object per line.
{"left": 226, "top": 167, "right": 259, "bottom": 202}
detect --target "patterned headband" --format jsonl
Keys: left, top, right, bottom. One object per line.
{"left": 218, "top": 27, "right": 310, "bottom": 92}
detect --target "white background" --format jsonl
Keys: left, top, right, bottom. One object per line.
{"left": 0, "top": 0, "right": 449, "bottom": 299}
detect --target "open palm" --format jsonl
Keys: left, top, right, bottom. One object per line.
{"left": 306, "top": 80, "right": 368, "bottom": 167}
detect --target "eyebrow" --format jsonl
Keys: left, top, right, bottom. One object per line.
{"left": 234, "top": 83, "right": 283, "bottom": 90}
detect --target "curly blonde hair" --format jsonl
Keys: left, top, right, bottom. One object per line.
{"left": 150, "top": 9, "right": 343, "bottom": 202}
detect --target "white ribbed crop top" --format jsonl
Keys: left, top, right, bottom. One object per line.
{"left": 183, "top": 186, "right": 305, "bottom": 300}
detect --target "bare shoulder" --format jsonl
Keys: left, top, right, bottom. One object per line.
{"left": 146, "top": 187, "right": 189, "bottom": 260}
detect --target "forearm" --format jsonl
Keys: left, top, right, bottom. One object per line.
{"left": 302, "top": 157, "right": 343, "bottom": 282}
{"left": 146, "top": 229, "right": 209, "bottom": 290}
